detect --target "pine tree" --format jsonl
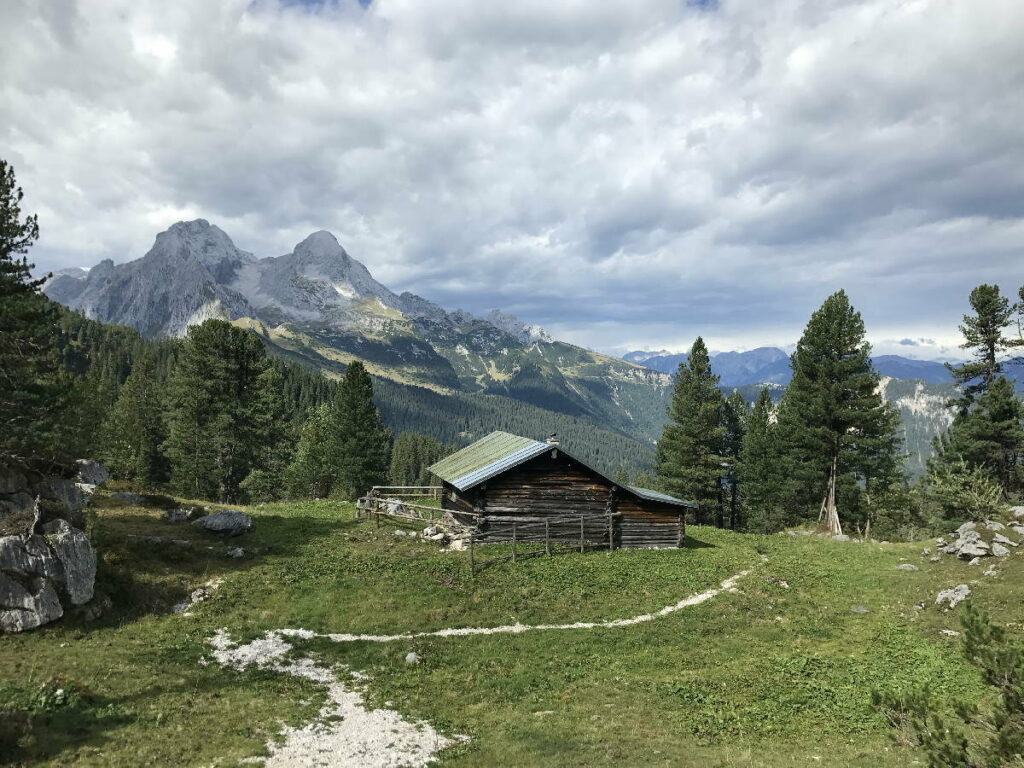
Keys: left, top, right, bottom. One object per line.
{"left": 285, "top": 404, "right": 336, "bottom": 498}
{"left": 947, "top": 284, "right": 1014, "bottom": 411}
{"left": 775, "top": 291, "right": 902, "bottom": 536}
{"left": 939, "top": 376, "right": 1024, "bottom": 495}
{"left": 388, "top": 432, "right": 449, "bottom": 487}
{"left": 739, "top": 388, "right": 782, "bottom": 532}
{"left": 721, "top": 390, "right": 747, "bottom": 529}
{"left": 100, "top": 352, "right": 168, "bottom": 485}
{"left": 332, "top": 361, "right": 391, "bottom": 500}
{"left": 0, "top": 159, "right": 71, "bottom": 460}
{"left": 655, "top": 337, "right": 725, "bottom": 524}
{"left": 164, "top": 320, "right": 272, "bottom": 502}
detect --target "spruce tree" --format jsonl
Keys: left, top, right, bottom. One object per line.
{"left": 655, "top": 337, "right": 725, "bottom": 524}
{"left": 739, "top": 387, "right": 782, "bottom": 532}
{"left": 0, "top": 160, "right": 70, "bottom": 460}
{"left": 101, "top": 352, "right": 168, "bottom": 485}
{"left": 721, "top": 390, "right": 747, "bottom": 529}
{"left": 775, "top": 291, "right": 902, "bottom": 535}
{"left": 332, "top": 361, "right": 391, "bottom": 500}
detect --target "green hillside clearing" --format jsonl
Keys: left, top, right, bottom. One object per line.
{"left": 3, "top": 494, "right": 1011, "bottom": 767}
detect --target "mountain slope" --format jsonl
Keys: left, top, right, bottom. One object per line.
{"left": 46, "top": 220, "right": 670, "bottom": 462}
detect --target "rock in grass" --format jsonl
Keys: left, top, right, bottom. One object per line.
{"left": 936, "top": 584, "right": 970, "bottom": 610}
{"left": 75, "top": 460, "right": 108, "bottom": 487}
{"left": 191, "top": 510, "right": 251, "bottom": 537}
{"left": 226, "top": 547, "right": 245, "bottom": 558}
{"left": 850, "top": 605, "right": 869, "bottom": 614}
{"left": 984, "top": 520, "right": 1006, "bottom": 531}
{"left": 994, "top": 533, "right": 1018, "bottom": 547}
{"left": 992, "top": 542, "right": 1011, "bottom": 557}
{"left": 405, "top": 652, "right": 422, "bottom": 665}
{"left": 896, "top": 564, "right": 919, "bottom": 571}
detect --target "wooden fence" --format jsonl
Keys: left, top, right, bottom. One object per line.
{"left": 467, "top": 512, "right": 621, "bottom": 574}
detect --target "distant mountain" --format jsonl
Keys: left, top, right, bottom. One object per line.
{"left": 623, "top": 347, "right": 955, "bottom": 387}
{"left": 871, "top": 355, "right": 953, "bottom": 385}
{"left": 45, "top": 220, "right": 671, "bottom": 466}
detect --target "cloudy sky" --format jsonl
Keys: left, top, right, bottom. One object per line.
{"left": 4, "top": 0, "right": 1023, "bottom": 358}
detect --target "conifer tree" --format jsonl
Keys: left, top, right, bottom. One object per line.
{"left": 655, "top": 337, "right": 725, "bottom": 524}
{"left": 939, "top": 376, "right": 1024, "bottom": 495}
{"left": 285, "top": 404, "right": 336, "bottom": 498}
{"left": 775, "top": 291, "right": 902, "bottom": 535}
{"left": 101, "top": 352, "right": 168, "bottom": 485}
{"left": 332, "top": 361, "right": 391, "bottom": 500}
{"left": 388, "top": 432, "right": 449, "bottom": 487}
{"left": 739, "top": 387, "right": 781, "bottom": 532}
{"left": 721, "top": 390, "right": 747, "bottom": 529}
{"left": 0, "top": 160, "right": 70, "bottom": 459}
{"left": 164, "top": 320, "right": 273, "bottom": 501}
{"left": 947, "top": 284, "right": 1014, "bottom": 411}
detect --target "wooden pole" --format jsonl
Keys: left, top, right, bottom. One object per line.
{"left": 469, "top": 531, "right": 475, "bottom": 576}
{"left": 545, "top": 518, "right": 551, "bottom": 556}
{"left": 580, "top": 515, "right": 585, "bottom": 553}
{"left": 608, "top": 513, "right": 614, "bottom": 551}
{"left": 512, "top": 522, "right": 517, "bottom": 562}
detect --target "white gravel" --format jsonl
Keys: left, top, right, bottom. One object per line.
{"left": 209, "top": 630, "right": 463, "bottom": 767}
{"left": 207, "top": 564, "right": 756, "bottom": 766}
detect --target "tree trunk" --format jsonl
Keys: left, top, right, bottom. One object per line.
{"left": 818, "top": 455, "right": 842, "bottom": 537}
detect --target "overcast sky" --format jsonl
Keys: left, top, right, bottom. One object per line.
{"left": 4, "top": 0, "right": 1023, "bottom": 358}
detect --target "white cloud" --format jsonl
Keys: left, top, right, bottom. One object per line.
{"left": 2, "top": 0, "right": 1023, "bottom": 353}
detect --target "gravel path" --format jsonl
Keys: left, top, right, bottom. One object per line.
{"left": 208, "top": 564, "right": 757, "bottom": 767}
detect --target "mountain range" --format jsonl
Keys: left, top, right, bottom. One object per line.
{"left": 45, "top": 219, "right": 959, "bottom": 476}
{"left": 623, "top": 348, "right": 955, "bottom": 386}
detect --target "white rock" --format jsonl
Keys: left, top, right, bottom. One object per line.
{"left": 896, "top": 564, "right": 919, "bottom": 571}
{"left": 940, "top": 629, "right": 961, "bottom": 637}
{"left": 393, "top": 530, "right": 408, "bottom": 537}
{"left": 405, "top": 652, "right": 422, "bottom": 665}
{"left": 936, "top": 584, "right": 971, "bottom": 610}
{"left": 994, "top": 533, "right": 1018, "bottom": 547}
{"left": 957, "top": 521, "right": 977, "bottom": 535}
{"left": 984, "top": 519, "right": 1006, "bottom": 531}
{"left": 992, "top": 542, "right": 1011, "bottom": 557}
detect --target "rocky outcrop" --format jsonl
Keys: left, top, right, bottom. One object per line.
{"left": 0, "top": 459, "right": 103, "bottom": 633}
{"left": 936, "top": 584, "right": 971, "bottom": 610}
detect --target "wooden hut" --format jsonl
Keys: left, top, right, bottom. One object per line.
{"left": 428, "top": 431, "right": 694, "bottom": 549}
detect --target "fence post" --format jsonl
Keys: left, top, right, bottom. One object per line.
{"left": 608, "top": 513, "right": 614, "bottom": 551}
{"left": 545, "top": 518, "right": 551, "bottom": 556}
{"left": 580, "top": 515, "right": 585, "bottom": 553}
{"left": 512, "top": 522, "right": 517, "bottom": 562}
{"left": 468, "top": 531, "right": 475, "bottom": 576}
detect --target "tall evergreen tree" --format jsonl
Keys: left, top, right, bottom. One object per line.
{"left": 947, "top": 284, "right": 1014, "bottom": 411}
{"left": 285, "top": 404, "right": 336, "bottom": 499}
{"left": 164, "top": 320, "right": 274, "bottom": 501}
{"left": 655, "top": 337, "right": 725, "bottom": 524}
{"left": 939, "top": 376, "right": 1024, "bottom": 495}
{"left": 775, "top": 291, "right": 902, "bottom": 535}
{"left": 332, "top": 361, "right": 391, "bottom": 500}
{"left": 739, "top": 387, "right": 782, "bottom": 532}
{"left": 721, "top": 390, "right": 747, "bottom": 529}
{"left": 0, "top": 160, "right": 70, "bottom": 460}
{"left": 100, "top": 352, "right": 168, "bottom": 485}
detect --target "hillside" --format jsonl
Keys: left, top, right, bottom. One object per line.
{"left": 3, "top": 492, "right": 1017, "bottom": 766}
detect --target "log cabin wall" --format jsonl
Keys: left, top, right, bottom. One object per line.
{"left": 441, "top": 450, "right": 686, "bottom": 549}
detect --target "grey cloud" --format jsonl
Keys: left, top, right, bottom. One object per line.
{"left": 3, "top": 0, "right": 1023, "bottom": 354}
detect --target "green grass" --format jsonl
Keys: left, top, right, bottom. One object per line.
{"left": 1, "top": 496, "right": 1010, "bottom": 766}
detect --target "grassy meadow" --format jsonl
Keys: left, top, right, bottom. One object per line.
{"left": 1, "top": 493, "right": 1012, "bottom": 767}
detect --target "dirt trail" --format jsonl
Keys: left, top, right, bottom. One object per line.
{"left": 208, "top": 564, "right": 758, "bottom": 767}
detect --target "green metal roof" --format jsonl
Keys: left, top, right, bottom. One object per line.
{"left": 428, "top": 431, "right": 551, "bottom": 490}
{"left": 627, "top": 486, "right": 695, "bottom": 507}
{"left": 428, "top": 430, "right": 696, "bottom": 508}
